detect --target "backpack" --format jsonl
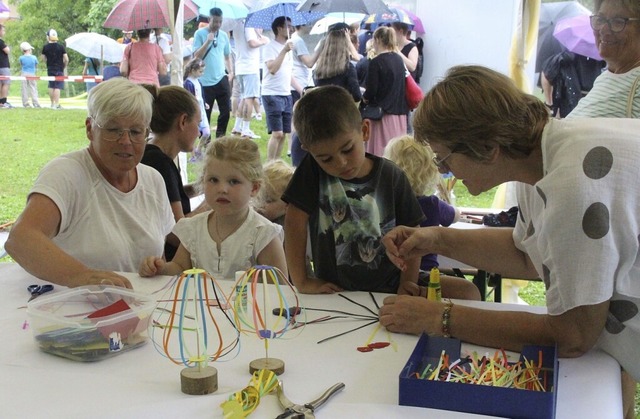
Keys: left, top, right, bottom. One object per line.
{"left": 411, "top": 37, "right": 424, "bottom": 84}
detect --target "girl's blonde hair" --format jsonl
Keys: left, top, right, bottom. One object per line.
{"left": 202, "top": 135, "right": 263, "bottom": 185}
{"left": 255, "top": 159, "right": 294, "bottom": 207}
{"left": 383, "top": 135, "right": 439, "bottom": 196}
{"left": 373, "top": 26, "right": 397, "bottom": 52}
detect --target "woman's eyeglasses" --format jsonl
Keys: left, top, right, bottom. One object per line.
{"left": 432, "top": 146, "right": 463, "bottom": 173}
{"left": 92, "top": 118, "right": 149, "bottom": 144}
{"left": 589, "top": 15, "right": 640, "bottom": 33}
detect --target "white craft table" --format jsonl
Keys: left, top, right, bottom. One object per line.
{"left": 0, "top": 263, "right": 622, "bottom": 418}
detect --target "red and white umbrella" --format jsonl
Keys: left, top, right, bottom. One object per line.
{"left": 104, "top": 0, "right": 199, "bottom": 31}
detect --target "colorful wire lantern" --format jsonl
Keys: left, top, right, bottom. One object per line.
{"left": 232, "top": 265, "right": 300, "bottom": 375}
{"left": 151, "top": 269, "right": 239, "bottom": 395}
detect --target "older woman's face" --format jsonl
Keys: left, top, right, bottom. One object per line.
{"left": 86, "top": 116, "right": 148, "bottom": 175}
{"left": 594, "top": 0, "right": 640, "bottom": 67}
{"left": 428, "top": 142, "right": 497, "bottom": 196}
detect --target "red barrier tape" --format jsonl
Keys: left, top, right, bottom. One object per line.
{"left": 0, "top": 75, "right": 103, "bottom": 82}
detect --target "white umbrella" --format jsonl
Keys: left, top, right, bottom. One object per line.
{"left": 310, "top": 12, "right": 364, "bottom": 35}
{"left": 65, "top": 32, "right": 126, "bottom": 63}
{"left": 296, "top": 0, "right": 389, "bottom": 15}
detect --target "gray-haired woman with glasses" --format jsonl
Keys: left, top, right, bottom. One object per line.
{"left": 6, "top": 78, "right": 174, "bottom": 289}
{"left": 569, "top": 0, "right": 640, "bottom": 118}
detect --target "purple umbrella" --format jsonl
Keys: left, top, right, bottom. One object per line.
{"left": 0, "top": 1, "right": 10, "bottom": 13}
{"left": 389, "top": 4, "right": 424, "bottom": 34}
{"left": 553, "top": 14, "right": 602, "bottom": 61}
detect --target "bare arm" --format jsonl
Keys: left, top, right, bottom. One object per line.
{"left": 157, "top": 56, "right": 167, "bottom": 76}
{"left": 379, "top": 295, "right": 609, "bottom": 358}
{"left": 297, "top": 51, "right": 318, "bottom": 68}
{"left": 5, "top": 194, "right": 132, "bottom": 288}
{"left": 383, "top": 225, "right": 539, "bottom": 279}
{"left": 247, "top": 28, "right": 269, "bottom": 48}
{"left": 256, "top": 236, "right": 288, "bottom": 279}
{"left": 284, "top": 205, "right": 342, "bottom": 294}
{"left": 266, "top": 41, "right": 293, "bottom": 75}
{"left": 400, "top": 46, "right": 418, "bottom": 72}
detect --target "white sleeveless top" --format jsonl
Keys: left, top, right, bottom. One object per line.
{"left": 172, "top": 208, "right": 283, "bottom": 281}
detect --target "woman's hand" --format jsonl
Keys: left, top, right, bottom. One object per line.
{"left": 379, "top": 295, "right": 443, "bottom": 335}
{"left": 382, "top": 226, "right": 440, "bottom": 271}
{"left": 69, "top": 271, "right": 133, "bottom": 289}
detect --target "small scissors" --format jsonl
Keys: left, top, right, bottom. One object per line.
{"left": 276, "top": 381, "right": 345, "bottom": 419}
{"left": 27, "top": 284, "right": 54, "bottom": 302}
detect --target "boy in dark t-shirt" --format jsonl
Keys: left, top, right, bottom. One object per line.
{"left": 283, "top": 85, "right": 426, "bottom": 294}
{"left": 40, "top": 29, "right": 68, "bottom": 109}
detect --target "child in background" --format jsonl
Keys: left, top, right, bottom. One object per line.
{"left": 283, "top": 85, "right": 425, "bottom": 295}
{"left": 139, "top": 136, "right": 287, "bottom": 281}
{"left": 183, "top": 58, "right": 210, "bottom": 159}
{"left": 18, "top": 42, "right": 40, "bottom": 108}
{"left": 383, "top": 135, "right": 479, "bottom": 300}
{"left": 82, "top": 57, "right": 100, "bottom": 92}
{"left": 254, "top": 159, "right": 294, "bottom": 226}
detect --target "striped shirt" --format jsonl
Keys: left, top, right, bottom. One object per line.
{"left": 568, "top": 67, "right": 640, "bottom": 118}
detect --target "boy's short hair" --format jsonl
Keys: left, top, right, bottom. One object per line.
{"left": 293, "top": 85, "right": 363, "bottom": 148}
{"left": 272, "top": 16, "right": 290, "bottom": 34}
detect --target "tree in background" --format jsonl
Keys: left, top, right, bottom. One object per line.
{"left": 3, "top": 0, "right": 120, "bottom": 73}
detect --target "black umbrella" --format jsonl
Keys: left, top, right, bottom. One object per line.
{"left": 537, "top": 1, "right": 591, "bottom": 72}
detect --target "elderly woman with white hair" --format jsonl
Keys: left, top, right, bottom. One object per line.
{"left": 6, "top": 78, "right": 174, "bottom": 289}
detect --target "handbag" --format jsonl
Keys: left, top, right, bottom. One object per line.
{"left": 361, "top": 104, "right": 383, "bottom": 120}
{"left": 405, "top": 70, "right": 424, "bottom": 110}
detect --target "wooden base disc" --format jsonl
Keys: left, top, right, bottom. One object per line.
{"left": 180, "top": 366, "right": 218, "bottom": 395}
{"left": 249, "top": 358, "right": 285, "bottom": 375}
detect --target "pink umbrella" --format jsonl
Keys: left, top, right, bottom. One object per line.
{"left": 104, "top": 0, "right": 199, "bottom": 31}
{"left": 553, "top": 14, "right": 602, "bottom": 60}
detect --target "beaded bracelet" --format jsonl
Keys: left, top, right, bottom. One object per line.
{"left": 442, "top": 299, "right": 453, "bottom": 338}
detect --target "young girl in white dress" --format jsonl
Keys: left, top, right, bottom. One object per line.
{"left": 139, "top": 136, "right": 287, "bottom": 280}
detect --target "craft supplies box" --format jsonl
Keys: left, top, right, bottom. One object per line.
{"left": 399, "top": 334, "right": 558, "bottom": 419}
{"left": 27, "top": 285, "right": 156, "bottom": 362}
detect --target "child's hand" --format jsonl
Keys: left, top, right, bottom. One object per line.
{"left": 294, "top": 277, "right": 343, "bottom": 294}
{"left": 397, "top": 282, "right": 423, "bottom": 297}
{"left": 139, "top": 256, "right": 165, "bottom": 277}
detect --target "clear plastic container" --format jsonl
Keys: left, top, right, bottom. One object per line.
{"left": 26, "top": 285, "right": 156, "bottom": 361}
